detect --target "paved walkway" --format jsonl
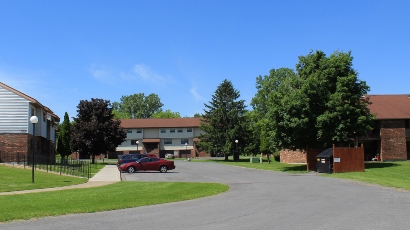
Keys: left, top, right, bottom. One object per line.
{"left": 0, "top": 165, "right": 120, "bottom": 196}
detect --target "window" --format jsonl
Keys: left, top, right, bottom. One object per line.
{"left": 150, "top": 158, "right": 158, "bottom": 162}
{"left": 131, "top": 140, "right": 140, "bottom": 145}
{"left": 406, "top": 120, "right": 410, "bottom": 129}
{"left": 160, "top": 128, "right": 166, "bottom": 133}
{"left": 170, "top": 128, "right": 175, "bottom": 133}
{"left": 31, "top": 108, "right": 35, "bottom": 117}
{"left": 178, "top": 128, "right": 183, "bottom": 133}
{"left": 181, "top": 139, "right": 189, "bottom": 144}
{"left": 136, "top": 129, "right": 142, "bottom": 133}
{"left": 187, "top": 128, "right": 192, "bottom": 132}
{"left": 140, "top": 158, "right": 150, "bottom": 163}
{"left": 43, "top": 112, "right": 46, "bottom": 122}
{"left": 127, "top": 130, "right": 133, "bottom": 133}
{"left": 164, "top": 139, "right": 172, "bottom": 144}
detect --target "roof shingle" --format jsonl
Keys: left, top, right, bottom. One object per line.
{"left": 120, "top": 118, "right": 201, "bottom": 128}
{"left": 366, "top": 94, "right": 410, "bottom": 120}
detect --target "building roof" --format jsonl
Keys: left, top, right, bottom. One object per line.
{"left": 120, "top": 118, "right": 201, "bottom": 128}
{"left": 366, "top": 94, "right": 410, "bottom": 120}
{"left": 0, "top": 82, "right": 60, "bottom": 122}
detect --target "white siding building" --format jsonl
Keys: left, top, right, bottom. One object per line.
{"left": 0, "top": 82, "right": 60, "bottom": 157}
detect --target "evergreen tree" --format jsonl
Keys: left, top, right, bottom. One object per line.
{"left": 197, "top": 80, "right": 247, "bottom": 161}
{"left": 56, "top": 112, "right": 71, "bottom": 159}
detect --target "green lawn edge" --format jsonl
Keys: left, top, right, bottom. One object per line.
{"left": 0, "top": 181, "right": 229, "bottom": 223}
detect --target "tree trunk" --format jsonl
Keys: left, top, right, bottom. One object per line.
{"left": 91, "top": 154, "right": 95, "bottom": 164}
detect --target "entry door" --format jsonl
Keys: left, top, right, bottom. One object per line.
{"left": 180, "top": 150, "right": 191, "bottom": 158}
{"left": 407, "top": 141, "right": 410, "bottom": 160}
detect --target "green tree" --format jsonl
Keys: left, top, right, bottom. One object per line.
{"left": 193, "top": 113, "right": 202, "bottom": 118}
{"left": 242, "top": 111, "right": 260, "bottom": 156}
{"left": 252, "top": 50, "right": 374, "bottom": 150}
{"left": 112, "top": 109, "right": 130, "bottom": 119}
{"left": 112, "top": 93, "right": 164, "bottom": 118}
{"left": 197, "top": 80, "right": 247, "bottom": 160}
{"left": 71, "top": 98, "right": 127, "bottom": 163}
{"left": 251, "top": 68, "right": 296, "bottom": 153}
{"left": 56, "top": 112, "right": 71, "bottom": 159}
{"left": 151, "top": 109, "right": 181, "bottom": 118}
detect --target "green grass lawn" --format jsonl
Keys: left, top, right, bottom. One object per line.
{"left": 0, "top": 181, "right": 229, "bottom": 223}
{"left": 324, "top": 162, "right": 410, "bottom": 190}
{"left": 0, "top": 165, "right": 88, "bottom": 192}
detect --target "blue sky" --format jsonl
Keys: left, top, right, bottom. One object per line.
{"left": 1, "top": 1, "right": 409, "bottom": 121}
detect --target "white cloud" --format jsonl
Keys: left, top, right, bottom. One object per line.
{"left": 88, "top": 64, "right": 111, "bottom": 81}
{"left": 133, "top": 64, "right": 167, "bottom": 84}
{"left": 190, "top": 87, "right": 206, "bottom": 102}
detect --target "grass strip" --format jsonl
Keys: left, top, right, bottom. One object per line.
{"left": 0, "top": 165, "right": 88, "bottom": 192}
{"left": 0, "top": 181, "right": 228, "bottom": 223}
{"left": 323, "top": 162, "right": 410, "bottom": 190}
{"left": 197, "top": 157, "right": 307, "bottom": 173}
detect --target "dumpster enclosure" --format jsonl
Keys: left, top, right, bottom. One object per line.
{"left": 310, "top": 145, "right": 364, "bottom": 173}
{"left": 333, "top": 146, "right": 364, "bottom": 173}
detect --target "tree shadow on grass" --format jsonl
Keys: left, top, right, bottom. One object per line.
{"left": 365, "top": 162, "right": 400, "bottom": 169}
{"left": 280, "top": 165, "right": 308, "bottom": 172}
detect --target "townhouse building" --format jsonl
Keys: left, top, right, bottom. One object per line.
{"left": 114, "top": 118, "right": 206, "bottom": 158}
{"left": 360, "top": 94, "right": 410, "bottom": 161}
{"left": 281, "top": 94, "right": 410, "bottom": 163}
{"left": 0, "top": 82, "right": 60, "bottom": 159}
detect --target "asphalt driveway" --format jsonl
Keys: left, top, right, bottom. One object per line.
{"left": 2, "top": 161, "right": 410, "bottom": 230}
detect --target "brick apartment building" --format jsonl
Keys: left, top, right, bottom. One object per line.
{"left": 281, "top": 94, "right": 410, "bottom": 163}
{"left": 109, "top": 118, "right": 207, "bottom": 159}
{"left": 0, "top": 82, "right": 60, "bottom": 160}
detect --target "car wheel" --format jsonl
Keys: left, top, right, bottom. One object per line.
{"left": 127, "top": 166, "right": 135, "bottom": 173}
{"left": 160, "top": 165, "right": 168, "bottom": 173}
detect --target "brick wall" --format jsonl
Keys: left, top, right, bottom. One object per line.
{"left": 280, "top": 149, "right": 306, "bottom": 164}
{"left": 0, "top": 133, "right": 55, "bottom": 157}
{"left": 0, "top": 133, "right": 30, "bottom": 154}
{"left": 380, "top": 120, "right": 407, "bottom": 161}
{"left": 198, "top": 151, "right": 210, "bottom": 157}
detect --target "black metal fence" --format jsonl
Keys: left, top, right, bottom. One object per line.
{"left": 0, "top": 152, "right": 92, "bottom": 179}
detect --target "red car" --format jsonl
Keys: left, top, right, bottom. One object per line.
{"left": 119, "top": 157, "right": 175, "bottom": 173}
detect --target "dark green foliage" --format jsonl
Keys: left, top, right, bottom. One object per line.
{"left": 56, "top": 112, "right": 71, "bottom": 159}
{"left": 112, "top": 93, "right": 163, "bottom": 118}
{"left": 197, "top": 80, "right": 248, "bottom": 160}
{"left": 71, "top": 98, "right": 127, "bottom": 163}
{"left": 251, "top": 50, "right": 374, "bottom": 150}
{"left": 243, "top": 111, "right": 261, "bottom": 156}
{"left": 251, "top": 68, "right": 297, "bottom": 153}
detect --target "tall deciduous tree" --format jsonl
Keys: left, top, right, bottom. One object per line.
{"left": 56, "top": 112, "right": 71, "bottom": 159}
{"left": 251, "top": 68, "right": 296, "bottom": 153}
{"left": 112, "top": 93, "right": 163, "bottom": 118}
{"left": 252, "top": 50, "right": 374, "bottom": 150}
{"left": 71, "top": 98, "right": 127, "bottom": 163}
{"left": 197, "top": 80, "right": 247, "bottom": 160}
{"left": 151, "top": 109, "right": 181, "bottom": 118}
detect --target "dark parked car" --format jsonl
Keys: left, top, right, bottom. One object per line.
{"left": 118, "top": 157, "right": 176, "bottom": 173}
{"left": 117, "top": 154, "right": 156, "bottom": 166}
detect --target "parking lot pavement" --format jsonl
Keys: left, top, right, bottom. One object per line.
{"left": 2, "top": 161, "right": 410, "bottom": 230}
